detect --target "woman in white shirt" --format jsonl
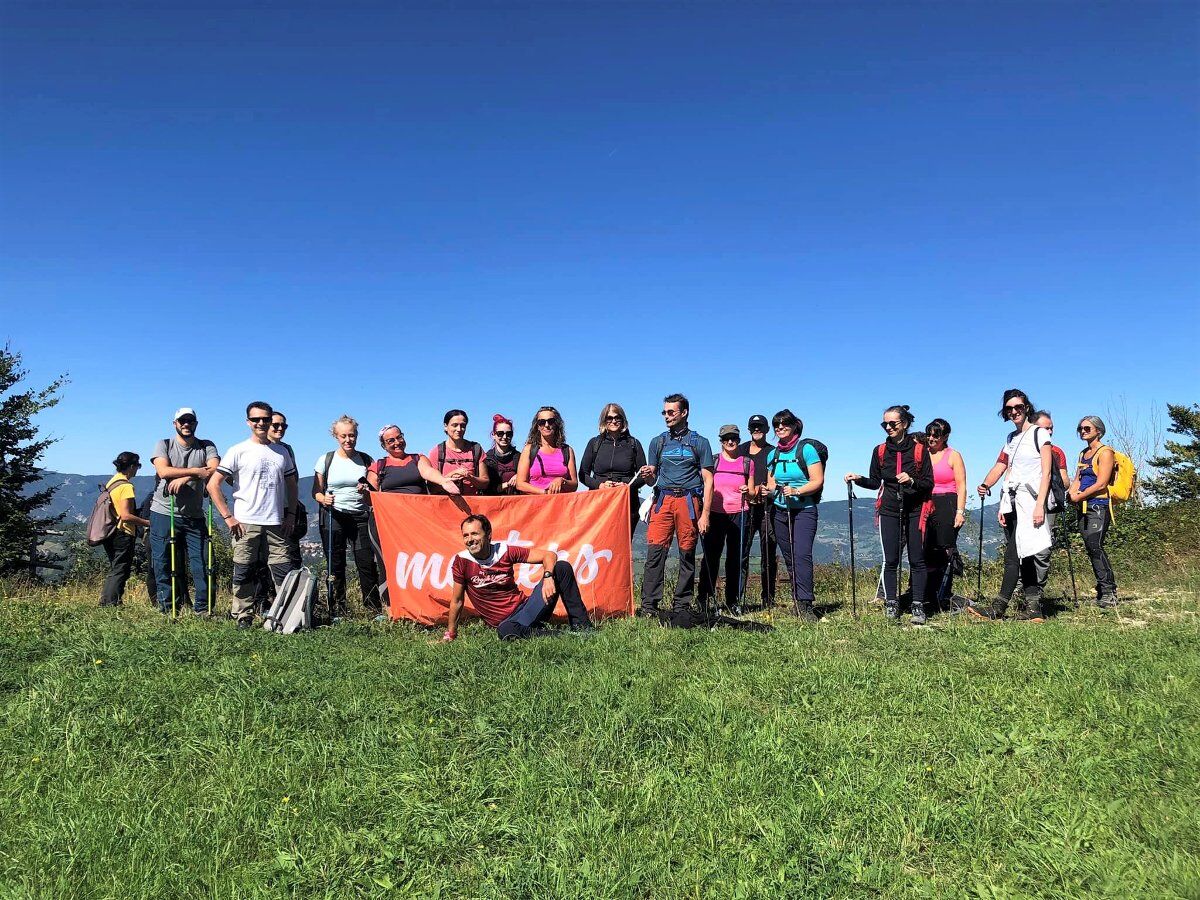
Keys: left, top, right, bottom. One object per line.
{"left": 969, "top": 389, "right": 1054, "bottom": 622}
{"left": 313, "top": 415, "right": 382, "bottom": 617}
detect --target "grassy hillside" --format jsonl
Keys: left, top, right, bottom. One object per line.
{"left": 1, "top": 574, "right": 1198, "bottom": 899}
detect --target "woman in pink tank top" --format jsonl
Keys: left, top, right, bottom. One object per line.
{"left": 923, "top": 417, "right": 967, "bottom": 609}
{"left": 516, "top": 406, "right": 579, "bottom": 494}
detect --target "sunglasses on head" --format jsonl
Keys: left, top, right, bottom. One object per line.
{"left": 249, "top": 416, "right": 272, "bottom": 424}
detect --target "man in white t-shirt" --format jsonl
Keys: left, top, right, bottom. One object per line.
{"left": 207, "top": 401, "right": 300, "bottom": 628}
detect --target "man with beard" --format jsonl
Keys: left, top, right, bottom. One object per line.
{"left": 149, "top": 407, "right": 220, "bottom": 615}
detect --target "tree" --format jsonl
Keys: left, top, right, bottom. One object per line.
{"left": 1144, "top": 403, "right": 1200, "bottom": 505}
{"left": 0, "top": 345, "right": 67, "bottom": 577}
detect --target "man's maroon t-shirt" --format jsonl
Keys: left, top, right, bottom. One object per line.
{"left": 451, "top": 542, "right": 531, "bottom": 626}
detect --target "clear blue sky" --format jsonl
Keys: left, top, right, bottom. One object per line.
{"left": 3, "top": 1, "right": 1197, "bottom": 487}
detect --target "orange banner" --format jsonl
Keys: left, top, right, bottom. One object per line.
{"left": 370, "top": 489, "right": 635, "bottom": 626}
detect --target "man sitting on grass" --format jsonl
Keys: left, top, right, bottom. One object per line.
{"left": 443, "top": 514, "right": 595, "bottom": 641}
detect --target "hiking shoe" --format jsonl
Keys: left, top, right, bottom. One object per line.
{"left": 910, "top": 603, "right": 927, "bottom": 626}
{"left": 636, "top": 606, "right": 661, "bottom": 619}
{"left": 237, "top": 617, "right": 253, "bottom": 630}
{"left": 797, "top": 601, "right": 818, "bottom": 623}
{"left": 1097, "top": 593, "right": 1118, "bottom": 609}
{"left": 569, "top": 621, "right": 596, "bottom": 634}
{"left": 967, "top": 600, "right": 1006, "bottom": 621}
{"left": 1021, "top": 596, "right": 1045, "bottom": 623}
{"left": 884, "top": 602, "right": 900, "bottom": 625}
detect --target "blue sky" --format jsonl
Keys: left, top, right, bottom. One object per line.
{"left": 2, "top": 1, "right": 1196, "bottom": 488}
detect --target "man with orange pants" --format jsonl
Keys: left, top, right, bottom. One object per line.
{"left": 638, "top": 393, "right": 714, "bottom": 618}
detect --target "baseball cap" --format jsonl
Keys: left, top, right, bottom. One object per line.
{"left": 718, "top": 424, "right": 741, "bottom": 440}
{"left": 173, "top": 407, "right": 197, "bottom": 421}
{"left": 747, "top": 414, "right": 768, "bottom": 431}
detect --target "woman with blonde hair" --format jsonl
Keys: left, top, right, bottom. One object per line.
{"left": 516, "top": 406, "right": 579, "bottom": 495}
{"left": 313, "top": 415, "right": 381, "bottom": 616}
{"left": 578, "top": 402, "right": 647, "bottom": 534}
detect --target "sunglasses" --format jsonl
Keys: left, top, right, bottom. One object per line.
{"left": 384, "top": 436, "right": 404, "bottom": 445}
{"left": 604, "top": 415, "right": 624, "bottom": 423}
{"left": 1077, "top": 426, "right": 1093, "bottom": 434}
{"left": 270, "top": 422, "right": 287, "bottom": 430}
{"left": 177, "top": 418, "right": 197, "bottom": 426}
{"left": 721, "top": 435, "right": 739, "bottom": 442}
{"left": 494, "top": 431, "right": 513, "bottom": 438}
{"left": 750, "top": 427, "right": 766, "bottom": 433}
{"left": 249, "top": 416, "right": 272, "bottom": 424}
{"left": 881, "top": 421, "right": 902, "bottom": 430}
{"left": 661, "top": 410, "right": 680, "bottom": 416}
{"left": 536, "top": 418, "right": 557, "bottom": 427}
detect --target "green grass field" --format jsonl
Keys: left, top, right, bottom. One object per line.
{"left": 2, "top": 578, "right": 1199, "bottom": 899}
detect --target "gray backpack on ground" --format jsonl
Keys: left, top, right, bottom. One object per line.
{"left": 262, "top": 568, "right": 316, "bottom": 634}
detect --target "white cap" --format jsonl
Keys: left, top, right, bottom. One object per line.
{"left": 173, "top": 407, "right": 197, "bottom": 421}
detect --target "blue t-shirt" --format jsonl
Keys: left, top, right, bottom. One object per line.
{"left": 649, "top": 430, "right": 714, "bottom": 492}
{"left": 768, "top": 442, "right": 822, "bottom": 510}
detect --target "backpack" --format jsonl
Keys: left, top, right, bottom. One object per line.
{"left": 436, "top": 441, "right": 482, "bottom": 475}
{"left": 1047, "top": 448, "right": 1067, "bottom": 512}
{"left": 320, "top": 450, "right": 374, "bottom": 488}
{"left": 769, "top": 438, "right": 830, "bottom": 502}
{"left": 650, "top": 431, "right": 705, "bottom": 470}
{"left": 1080, "top": 445, "right": 1137, "bottom": 515}
{"left": 873, "top": 440, "right": 925, "bottom": 514}
{"left": 86, "top": 479, "right": 126, "bottom": 546}
{"left": 530, "top": 444, "right": 571, "bottom": 480}
{"left": 714, "top": 454, "right": 751, "bottom": 481}
{"left": 262, "top": 568, "right": 317, "bottom": 634}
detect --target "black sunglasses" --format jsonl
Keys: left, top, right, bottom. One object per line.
{"left": 536, "top": 418, "right": 557, "bottom": 426}
{"left": 494, "top": 431, "right": 513, "bottom": 438}
{"left": 270, "top": 422, "right": 287, "bottom": 430}
{"left": 881, "top": 421, "right": 901, "bottom": 430}
{"left": 604, "top": 415, "right": 624, "bottom": 423}
{"left": 249, "top": 416, "right": 272, "bottom": 424}
{"left": 177, "top": 417, "right": 197, "bottom": 425}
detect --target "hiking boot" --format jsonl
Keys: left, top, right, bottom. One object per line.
{"left": 797, "top": 601, "right": 818, "bottom": 623}
{"left": 569, "top": 620, "right": 596, "bottom": 634}
{"left": 636, "top": 606, "right": 661, "bottom": 619}
{"left": 1016, "top": 598, "right": 1045, "bottom": 623}
{"left": 884, "top": 602, "right": 900, "bottom": 625}
{"left": 967, "top": 599, "right": 1007, "bottom": 620}
{"left": 237, "top": 617, "right": 254, "bottom": 630}
{"left": 910, "top": 602, "right": 927, "bottom": 626}
{"left": 1097, "top": 593, "right": 1118, "bottom": 609}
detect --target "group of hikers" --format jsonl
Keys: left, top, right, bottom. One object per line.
{"left": 97, "top": 388, "right": 1125, "bottom": 638}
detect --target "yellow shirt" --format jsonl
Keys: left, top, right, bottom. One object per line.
{"left": 106, "top": 474, "right": 137, "bottom": 536}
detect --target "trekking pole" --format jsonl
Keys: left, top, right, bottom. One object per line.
{"left": 324, "top": 505, "right": 336, "bottom": 624}
{"left": 736, "top": 494, "right": 749, "bottom": 614}
{"left": 976, "top": 488, "right": 990, "bottom": 603}
{"left": 206, "top": 499, "right": 215, "bottom": 617}
{"left": 847, "top": 482, "right": 858, "bottom": 619}
{"left": 1061, "top": 507, "right": 1079, "bottom": 609}
{"left": 785, "top": 493, "right": 800, "bottom": 618}
{"left": 169, "top": 495, "right": 177, "bottom": 618}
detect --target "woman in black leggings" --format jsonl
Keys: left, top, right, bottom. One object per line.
{"left": 845, "top": 405, "right": 934, "bottom": 625}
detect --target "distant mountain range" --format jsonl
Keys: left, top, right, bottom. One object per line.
{"left": 38, "top": 472, "right": 1006, "bottom": 565}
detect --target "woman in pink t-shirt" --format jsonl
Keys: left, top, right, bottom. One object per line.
{"left": 697, "top": 424, "right": 751, "bottom": 616}
{"left": 922, "top": 417, "right": 967, "bottom": 608}
{"left": 427, "top": 409, "right": 489, "bottom": 496}
{"left": 516, "top": 406, "right": 579, "bottom": 495}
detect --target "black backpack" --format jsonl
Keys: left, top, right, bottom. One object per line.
{"left": 529, "top": 444, "right": 571, "bottom": 480}
{"left": 768, "top": 438, "right": 830, "bottom": 502}
{"left": 436, "top": 441, "right": 482, "bottom": 475}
